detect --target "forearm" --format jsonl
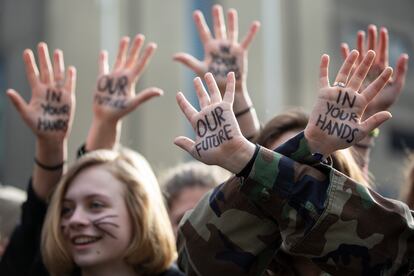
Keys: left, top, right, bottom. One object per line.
{"left": 351, "top": 135, "right": 374, "bottom": 178}
{"left": 85, "top": 118, "right": 121, "bottom": 151}
{"left": 233, "top": 89, "right": 260, "bottom": 140}
{"left": 32, "top": 138, "right": 67, "bottom": 201}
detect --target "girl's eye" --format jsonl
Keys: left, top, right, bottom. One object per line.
{"left": 61, "top": 206, "right": 73, "bottom": 217}
{"left": 90, "top": 201, "right": 105, "bottom": 210}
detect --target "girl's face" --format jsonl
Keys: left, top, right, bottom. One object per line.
{"left": 60, "top": 165, "right": 133, "bottom": 269}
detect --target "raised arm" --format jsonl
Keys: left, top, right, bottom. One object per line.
{"left": 7, "top": 42, "right": 76, "bottom": 201}
{"left": 340, "top": 25, "right": 409, "bottom": 176}
{"left": 85, "top": 35, "right": 163, "bottom": 151}
{"left": 1, "top": 43, "right": 75, "bottom": 275}
{"left": 174, "top": 5, "right": 261, "bottom": 140}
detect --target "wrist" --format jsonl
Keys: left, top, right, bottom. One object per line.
{"left": 36, "top": 138, "right": 66, "bottom": 159}
{"left": 35, "top": 138, "right": 67, "bottom": 173}
{"left": 304, "top": 128, "right": 331, "bottom": 160}
{"left": 223, "top": 139, "right": 256, "bottom": 174}
{"left": 233, "top": 88, "right": 251, "bottom": 110}
{"left": 86, "top": 118, "right": 121, "bottom": 151}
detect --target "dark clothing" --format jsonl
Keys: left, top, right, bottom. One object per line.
{"left": 0, "top": 180, "right": 184, "bottom": 276}
{"left": 0, "top": 180, "right": 48, "bottom": 275}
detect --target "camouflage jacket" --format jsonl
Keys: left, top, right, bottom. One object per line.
{"left": 177, "top": 132, "right": 414, "bottom": 275}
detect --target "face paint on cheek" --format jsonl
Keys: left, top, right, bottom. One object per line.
{"left": 92, "top": 214, "right": 119, "bottom": 240}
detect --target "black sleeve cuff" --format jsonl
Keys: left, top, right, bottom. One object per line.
{"left": 236, "top": 144, "right": 260, "bottom": 178}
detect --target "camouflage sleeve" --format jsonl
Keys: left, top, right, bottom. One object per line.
{"left": 242, "top": 141, "right": 414, "bottom": 274}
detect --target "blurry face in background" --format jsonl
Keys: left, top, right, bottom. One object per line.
{"left": 169, "top": 186, "right": 211, "bottom": 237}
{"left": 60, "top": 165, "right": 133, "bottom": 269}
{"left": 266, "top": 129, "right": 302, "bottom": 150}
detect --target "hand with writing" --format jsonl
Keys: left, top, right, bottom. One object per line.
{"left": 94, "top": 35, "right": 163, "bottom": 121}
{"left": 7, "top": 42, "right": 76, "bottom": 200}
{"left": 174, "top": 5, "right": 260, "bottom": 94}
{"left": 7, "top": 42, "right": 76, "bottom": 142}
{"left": 174, "top": 5, "right": 261, "bottom": 140}
{"left": 87, "top": 35, "right": 163, "bottom": 150}
{"left": 341, "top": 25, "right": 409, "bottom": 120}
{"left": 304, "top": 50, "right": 393, "bottom": 157}
{"left": 174, "top": 72, "right": 256, "bottom": 174}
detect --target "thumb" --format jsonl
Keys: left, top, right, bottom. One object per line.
{"left": 173, "top": 53, "right": 204, "bottom": 76}
{"left": 174, "top": 136, "right": 196, "bottom": 157}
{"left": 361, "top": 111, "right": 392, "bottom": 134}
{"left": 7, "top": 89, "right": 28, "bottom": 119}
{"left": 126, "top": 87, "right": 164, "bottom": 113}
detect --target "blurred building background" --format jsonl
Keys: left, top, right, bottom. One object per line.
{"left": 0, "top": 0, "right": 413, "bottom": 197}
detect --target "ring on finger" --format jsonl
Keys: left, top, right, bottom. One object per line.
{"left": 333, "top": 81, "right": 346, "bottom": 88}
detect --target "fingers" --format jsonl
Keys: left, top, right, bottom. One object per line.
{"left": 227, "top": 9, "right": 238, "bottom": 43}
{"left": 212, "top": 5, "right": 226, "bottom": 40}
{"left": 126, "top": 87, "right": 163, "bottom": 113}
{"left": 340, "top": 43, "right": 350, "bottom": 60}
{"left": 64, "top": 66, "right": 77, "bottom": 93}
{"left": 204, "top": 73, "right": 222, "bottom": 104}
{"left": 176, "top": 92, "right": 198, "bottom": 123}
{"left": 348, "top": 50, "right": 376, "bottom": 91}
{"left": 194, "top": 77, "right": 210, "bottom": 109}
{"left": 53, "top": 49, "right": 65, "bottom": 84}
{"left": 367, "top": 24, "right": 377, "bottom": 51}
{"left": 99, "top": 50, "right": 109, "bottom": 75}
{"left": 173, "top": 53, "right": 205, "bottom": 76}
{"left": 113, "top": 36, "right": 130, "bottom": 70}
{"left": 319, "top": 54, "right": 330, "bottom": 88}
{"left": 6, "top": 89, "right": 28, "bottom": 118}
{"left": 37, "top": 42, "right": 53, "bottom": 84}
{"left": 393, "top": 53, "right": 409, "bottom": 91}
{"left": 23, "top": 49, "right": 39, "bottom": 88}
{"left": 356, "top": 31, "right": 365, "bottom": 63}
{"left": 377, "top": 27, "right": 389, "bottom": 67}
{"left": 223, "top": 72, "right": 235, "bottom": 104}
{"left": 132, "top": 42, "right": 157, "bottom": 80}
{"left": 241, "top": 21, "right": 260, "bottom": 49}
{"left": 174, "top": 136, "right": 195, "bottom": 156}
{"left": 361, "top": 67, "right": 393, "bottom": 103}
{"left": 334, "top": 50, "right": 358, "bottom": 84}
{"left": 361, "top": 111, "right": 392, "bottom": 134}
{"left": 126, "top": 34, "right": 145, "bottom": 68}
{"left": 193, "top": 10, "right": 212, "bottom": 45}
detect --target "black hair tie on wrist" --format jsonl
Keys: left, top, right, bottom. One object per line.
{"left": 235, "top": 106, "right": 253, "bottom": 118}
{"left": 34, "top": 157, "right": 65, "bottom": 171}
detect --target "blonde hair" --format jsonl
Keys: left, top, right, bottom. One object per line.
{"left": 41, "top": 149, "right": 176, "bottom": 276}
{"left": 254, "top": 109, "right": 370, "bottom": 187}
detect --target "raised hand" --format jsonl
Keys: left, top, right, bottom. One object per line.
{"left": 94, "top": 34, "right": 163, "bottom": 122}
{"left": 174, "top": 5, "right": 260, "bottom": 93}
{"left": 7, "top": 43, "right": 76, "bottom": 200}
{"left": 7, "top": 42, "right": 76, "bottom": 142}
{"left": 304, "top": 50, "right": 393, "bottom": 157}
{"left": 341, "top": 25, "right": 409, "bottom": 120}
{"left": 86, "top": 35, "right": 163, "bottom": 150}
{"left": 174, "top": 72, "right": 255, "bottom": 173}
